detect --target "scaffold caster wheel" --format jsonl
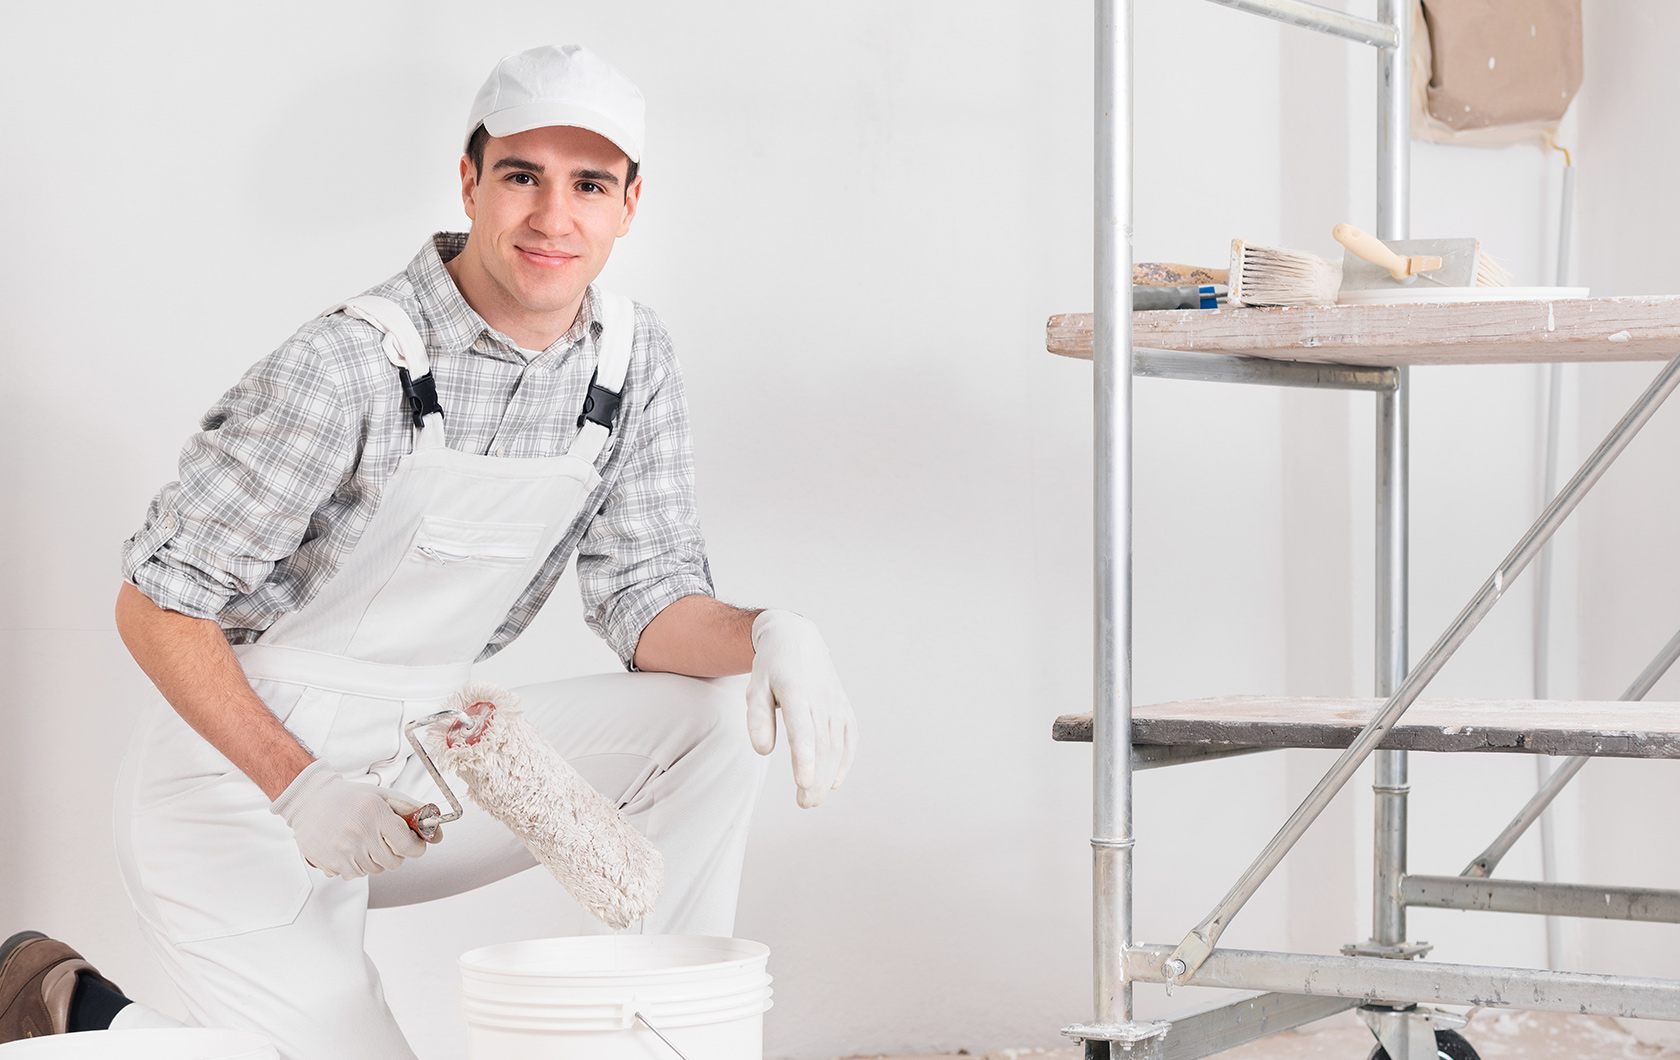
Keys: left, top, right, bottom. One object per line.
{"left": 1368, "top": 1029, "right": 1480, "bottom": 1060}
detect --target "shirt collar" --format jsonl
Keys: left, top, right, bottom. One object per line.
{"left": 407, "top": 232, "right": 602, "bottom": 365}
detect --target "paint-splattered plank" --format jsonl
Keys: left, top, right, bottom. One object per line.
{"left": 1047, "top": 297, "right": 1680, "bottom": 367}
{"left": 1051, "top": 695, "right": 1680, "bottom": 758}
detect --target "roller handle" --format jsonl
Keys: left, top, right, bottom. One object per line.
{"left": 1332, "top": 223, "right": 1442, "bottom": 281}
{"left": 402, "top": 804, "right": 445, "bottom": 843}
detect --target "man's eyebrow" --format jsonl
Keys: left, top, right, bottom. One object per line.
{"left": 492, "top": 156, "right": 545, "bottom": 174}
{"left": 572, "top": 168, "right": 621, "bottom": 187}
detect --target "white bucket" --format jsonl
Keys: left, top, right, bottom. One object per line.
{"left": 0, "top": 1029, "right": 276, "bottom": 1059}
{"left": 459, "top": 935, "right": 772, "bottom": 1060}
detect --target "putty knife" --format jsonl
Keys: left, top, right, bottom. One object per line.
{"left": 1333, "top": 223, "right": 1482, "bottom": 291}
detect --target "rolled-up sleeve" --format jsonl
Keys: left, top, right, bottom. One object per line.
{"left": 122, "top": 340, "right": 357, "bottom": 620}
{"left": 576, "top": 348, "right": 715, "bottom": 666}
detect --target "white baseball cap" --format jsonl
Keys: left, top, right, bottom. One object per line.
{"left": 465, "top": 45, "right": 645, "bottom": 164}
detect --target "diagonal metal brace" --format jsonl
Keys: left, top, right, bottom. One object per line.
{"left": 1163, "top": 350, "right": 1680, "bottom": 982}
{"left": 1463, "top": 622, "right": 1680, "bottom": 877}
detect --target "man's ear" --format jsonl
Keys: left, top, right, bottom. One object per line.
{"left": 616, "top": 174, "right": 643, "bottom": 238}
{"left": 459, "top": 155, "right": 479, "bottom": 222}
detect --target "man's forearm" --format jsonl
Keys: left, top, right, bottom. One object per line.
{"left": 115, "top": 582, "right": 314, "bottom": 800}
{"left": 632, "top": 594, "right": 760, "bottom": 676}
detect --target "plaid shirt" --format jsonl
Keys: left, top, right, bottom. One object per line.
{"left": 122, "top": 233, "right": 713, "bottom": 666}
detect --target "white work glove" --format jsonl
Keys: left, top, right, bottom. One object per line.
{"left": 270, "top": 761, "right": 429, "bottom": 878}
{"left": 746, "top": 610, "right": 857, "bottom": 809}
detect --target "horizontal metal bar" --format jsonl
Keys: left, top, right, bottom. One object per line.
{"left": 1134, "top": 348, "right": 1398, "bottom": 391}
{"left": 1200, "top": 0, "right": 1398, "bottom": 47}
{"left": 1126, "top": 942, "right": 1680, "bottom": 1020}
{"left": 1156, "top": 991, "right": 1359, "bottom": 1060}
{"left": 1406, "top": 875, "right": 1680, "bottom": 923}
{"left": 1134, "top": 745, "right": 1274, "bottom": 770}
{"left": 1463, "top": 623, "right": 1680, "bottom": 876}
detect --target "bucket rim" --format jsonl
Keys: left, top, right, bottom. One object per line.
{"left": 459, "top": 935, "right": 770, "bottom": 980}
{"left": 460, "top": 972, "right": 772, "bottom": 1002}
{"left": 460, "top": 981, "right": 772, "bottom": 1015}
{"left": 460, "top": 994, "right": 773, "bottom": 1032}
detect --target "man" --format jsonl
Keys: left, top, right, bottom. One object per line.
{"left": 0, "top": 44, "right": 856, "bottom": 1056}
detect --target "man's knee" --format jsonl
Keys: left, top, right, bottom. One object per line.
{"left": 661, "top": 673, "right": 755, "bottom": 758}
{"left": 509, "top": 670, "right": 763, "bottom": 783}
{"left": 649, "top": 673, "right": 766, "bottom": 791}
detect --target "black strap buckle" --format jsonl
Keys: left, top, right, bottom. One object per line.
{"left": 577, "top": 369, "right": 623, "bottom": 431}
{"left": 398, "top": 368, "right": 444, "bottom": 430}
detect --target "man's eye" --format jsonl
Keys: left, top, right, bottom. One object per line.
{"left": 578, "top": 181, "right": 604, "bottom": 194}
{"left": 507, "top": 173, "right": 536, "bottom": 185}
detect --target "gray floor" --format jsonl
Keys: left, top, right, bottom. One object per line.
{"left": 856, "top": 1010, "right": 1676, "bottom": 1060}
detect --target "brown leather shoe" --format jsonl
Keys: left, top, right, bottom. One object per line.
{"left": 0, "top": 931, "right": 123, "bottom": 1041}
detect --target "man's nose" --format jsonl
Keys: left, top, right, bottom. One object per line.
{"left": 527, "top": 187, "right": 577, "bottom": 238}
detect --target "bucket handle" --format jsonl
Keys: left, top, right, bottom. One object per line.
{"left": 634, "top": 1011, "right": 692, "bottom": 1060}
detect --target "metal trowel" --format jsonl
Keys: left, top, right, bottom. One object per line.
{"left": 1332, "top": 222, "right": 1491, "bottom": 295}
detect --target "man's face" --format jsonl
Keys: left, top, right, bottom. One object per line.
{"left": 458, "top": 125, "right": 641, "bottom": 321}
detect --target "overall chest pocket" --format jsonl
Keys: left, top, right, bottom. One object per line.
{"left": 346, "top": 516, "right": 547, "bottom": 663}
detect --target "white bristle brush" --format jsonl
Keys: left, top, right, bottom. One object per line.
{"left": 423, "top": 684, "right": 663, "bottom": 930}
{"left": 1475, "top": 250, "right": 1513, "bottom": 287}
{"left": 1228, "top": 239, "right": 1342, "bottom": 307}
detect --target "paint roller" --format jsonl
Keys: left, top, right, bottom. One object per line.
{"left": 399, "top": 684, "right": 663, "bottom": 930}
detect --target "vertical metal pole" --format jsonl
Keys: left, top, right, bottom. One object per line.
{"left": 1372, "top": 376, "right": 1409, "bottom": 947}
{"left": 1533, "top": 161, "right": 1576, "bottom": 705}
{"left": 1372, "top": 0, "right": 1410, "bottom": 950}
{"left": 1533, "top": 361, "right": 1564, "bottom": 707}
{"left": 1531, "top": 158, "right": 1576, "bottom": 969}
{"left": 1375, "top": 0, "right": 1408, "bottom": 239}
{"left": 1533, "top": 361, "right": 1563, "bottom": 968}
{"left": 1093, "top": 0, "right": 1134, "bottom": 1028}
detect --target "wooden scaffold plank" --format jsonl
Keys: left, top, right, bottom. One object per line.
{"left": 1047, "top": 296, "right": 1680, "bottom": 367}
{"left": 1053, "top": 695, "right": 1680, "bottom": 758}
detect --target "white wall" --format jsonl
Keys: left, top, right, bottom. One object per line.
{"left": 1570, "top": 1, "right": 1680, "bottom": 1039}
{"left": 0, "top": 2, "right": 1629, "bottom": 1058}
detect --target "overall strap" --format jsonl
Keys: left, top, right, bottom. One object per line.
{"left": 569, "top": 292, "right": 637, "bottom": 466}
{"left": 327, "top": 295, "right": 446, "bottom": 450}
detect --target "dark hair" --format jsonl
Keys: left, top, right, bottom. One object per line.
{"left": 466, "top": 123, "right": 639, "bottom": 192}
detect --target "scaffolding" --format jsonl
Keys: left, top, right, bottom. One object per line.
{"left": 1057, "top": 3, "right": 1680, "bottom": 1059}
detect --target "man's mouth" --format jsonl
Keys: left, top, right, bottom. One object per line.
{"left": 515, "top": 246, "right": 578, "bottom": 269}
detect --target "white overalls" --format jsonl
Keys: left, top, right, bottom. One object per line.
{"left": 114, "top": 295, "right": 767, "bottom": 1059}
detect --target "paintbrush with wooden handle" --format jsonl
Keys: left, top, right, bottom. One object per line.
{"left": 1135, "top": 262, "right": 1229, "bottom": 287}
